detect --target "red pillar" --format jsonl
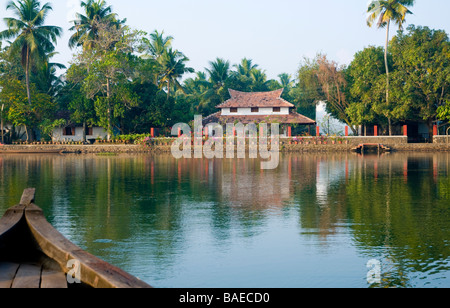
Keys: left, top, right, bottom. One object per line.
{"left": 151, "top": 128, "right": 154, "bottom": 138}
{"left": 433, "top": 125, "right": 438, "bottom": 136}
{"left": 205, "top": 126, "right": 208, "bottom": 137}
{"left": 345, "top": 126, "right": 349, "bottom": 137}
{"left": 178, "top": 127, "right": 181, "bottom": 138}
{"left": 288, "top": 126, "right": 292, "bottom": 137}
{"left": 403, "top": 125, "right": 408, "bottom": 136}
{"left": 316, "top": 126, "right": 320, "bottom": 137}
{"left": 374, "top": 125, "right": 378, "bottom": 137}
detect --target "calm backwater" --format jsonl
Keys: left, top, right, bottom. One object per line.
{"left": 0, "top": 152, "right": 449, "bottom": 288}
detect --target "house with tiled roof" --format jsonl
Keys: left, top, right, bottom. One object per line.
{"left": 203, "top": 89, "right": 316, "bottom": 136}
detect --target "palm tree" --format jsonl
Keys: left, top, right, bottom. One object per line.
{"left": 69, "top": 0, "right": 124, "bottom": 50}
{"left": 33, "top": 51, "right": 66, "bottom": 96}
{"left": 0, "top": 0, "right": 62, "bottom": 106}
{"left": 158, "top": 48, "right": 194, "bottom": 99}
{"left": 233, "top": 58, "right": 258, "bottom": 78}
{"left": 250, "top": 69, "right": 270, "bottom": 92}
{"left": 206, "top": 58, "right": 231, "bottom": 91}
{"left": 142, "top": 30, "right": 174, "bottom": 60}
{"left": 232, "top": 58, "right": 258, "bottom": 90}
{"left": 278, "top": 73, "right": 294, "bottom": 89}
{"left": 367, "top": 0, "right": 415, "bottom": 135}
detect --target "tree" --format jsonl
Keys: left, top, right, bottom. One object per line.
{"left": 158, "top": 48, "right": 194, "bottom": 99}
{"left": 249, "top": 68, "right": 270, "bottom": 92}
{"left": 277, "top": 73, "right": 294, "bottom": 91}
{"left": 68, "top": 19, "right": 141, "bottom": 139}
{"left": 231, "top": 58, "right": 259, "bottom": 90}
{"left": 69, "top": 0, "right": 125, "bottom": 50}
{"left": 0, "top": 0, "right": 62, "bottom": 107}
{"left": 58, "top": 79, "right": 97, "bottom": 143}
{"left": 295, "top": 56, "right": 323, "bottom": 121}
{"left": 437, "top": 101, "right": 450, "bottom": 124}
{"left": 367, "top": 0, "right": 415, "bottom": 135}
{"left": 139, "top": 30, "right": 193, "bottom": 99}
{"left": 346, "top": 46, "right": 389, "bottom": 133}
{"left": 315, "top": 55, "right": 357, "bottom": 135}
{"left": 0, "top": 79, "right": 55, "bottom": 141}
{"left": 389, "top": 25, "right": 450, "bottom": 138}
{"left": 32, "top": 51, "right": 66, "bottom": 97}
{"left": 141, "top": 30, "right": 173, "bottom": 60}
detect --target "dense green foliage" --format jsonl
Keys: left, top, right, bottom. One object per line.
{"left": 0, "top": 0, "right": 449, "bottom": 142}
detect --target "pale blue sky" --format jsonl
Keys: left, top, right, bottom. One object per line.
{"left": 1, "top": 0, "right": 450, "bottom": 80}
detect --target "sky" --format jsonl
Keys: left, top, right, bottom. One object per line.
{"left": 1, "top": 0, "right": 450, "bottom": 80}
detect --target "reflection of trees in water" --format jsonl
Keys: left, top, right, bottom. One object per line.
{"left": 303, "top": 153, "right": 450, "bottom": 288}
{"left": 0, "top": 153, "right": 449, "bottom": 287}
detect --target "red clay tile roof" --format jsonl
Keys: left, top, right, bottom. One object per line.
{"left": 202, "top": 111, "right": 316, "bottom": 126}
{"left": 217, "top": 89, "right": 295, "bottom": 109}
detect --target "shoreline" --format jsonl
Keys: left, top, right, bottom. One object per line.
{"left": 1, "top": 142, "right": 450, "bottom": 154}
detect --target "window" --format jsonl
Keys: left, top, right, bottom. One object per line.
{"left": 251, "top": 107, "right": 259, "bottom": 113}
{"left": 273, "top": 107, "right": 281, "bottom": 113}
{"left": 64, "top": 127, "right": 75, "bottom": 136}
{"left": 85, "top": 127, "right": 93, "bottom": 136}
{"left": 230, "top": 108, "right": 238, "bottom": 113}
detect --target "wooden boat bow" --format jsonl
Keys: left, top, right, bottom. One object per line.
{"left": 0, "top": 188, "right": 152, "bottom": 288}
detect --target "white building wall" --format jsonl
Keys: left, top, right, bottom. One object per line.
{"left": 52, "top": 127, "right": 108, "bottom": 142}
{"left": 221, "top": 107, "right": 290, "bottom": 116}
{"left": 316, "top": 101, "right": 347, "bottom": 136}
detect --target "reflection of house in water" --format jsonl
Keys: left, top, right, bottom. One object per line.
{"left": 220, "top": 162, "right": 291, "bottom": 208}
{"left": 216, "top": 156, "right": 318, "bottom": 209}
{"left": 315, "top": 156, "right": 351, "bottom": 207}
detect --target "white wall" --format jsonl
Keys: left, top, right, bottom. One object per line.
{"left": 316, "top": 102, "right": 347, "bottom": 136}
{"left": 221, "top": 107, "right": 290, "bottom": 116}
{"left": 52, "top": 127, "right": 108, "bottom": 142}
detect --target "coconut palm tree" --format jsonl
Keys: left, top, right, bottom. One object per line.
{"left": 233, "top": 58, "right": 258, "bottom": 78}
{"left": 278, "top": 73, "right": 294, "bottom": 89}
{"left": 231, "top": 58, "right": 259, "bottom": 90}
{"left": 158, "top": 48, "right": 194, "bottom": 99}
{"left": 367, "top": 0, "right": 415, "bottom": 135}
{"left": 33, "top": 50, "right": 66, "bottom": 96}
{"left": 206, "top": 58, "right": 231, "bottom": 91}
{"left": 250, "top": 69, "right": 270, "bottom": 92}
{"left": 142, "top": 30, "right": 174, "bottom": 60}
{"left": 0, "top": 0, "right": 62, "bottom": 106}
{"left": 69, "top": 0, "right": 124, "bottom": 50}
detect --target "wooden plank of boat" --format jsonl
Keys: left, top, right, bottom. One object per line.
{"left": 0, "top": 262, "right": 20, "bottom": 288}
{"left": 41, "top": 267, "right": 68, "bottom": 288}
{"left": 11, "top": 263, "right": 42, "bottom": 288}
{"left": 0, "top": 188, "right": 152, "bottom": 288}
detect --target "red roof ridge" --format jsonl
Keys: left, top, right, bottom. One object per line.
{"left": 217, "top": 88, "right": 294, "bottom": 109}
{"left": 228, "top": 88, "right": 284, "bottom": 99}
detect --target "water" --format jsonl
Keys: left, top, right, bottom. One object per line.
{"left": 0, "top": 152, "right": 449, "bottom": 288}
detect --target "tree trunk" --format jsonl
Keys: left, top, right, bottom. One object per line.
{"left": 24, "top": 125, "right": 29, "bottom": 143}
{"left": 106, "top": 78, "right": 112, "bottom": 141}
{"left": 25, "top": 47, "right": 32, "bottom": 106}
{"left": 82, "top": 121, "right": 87, "bottom": 143}
{"left": 348, "top": 125, "right": 358, "bottom": 136}
{"left": 385, "top": 21, "right": 392, "bottom": 136}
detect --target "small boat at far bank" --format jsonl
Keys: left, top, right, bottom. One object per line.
{"left": 0, "top": 188, "right": 152, "bottom": 288}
